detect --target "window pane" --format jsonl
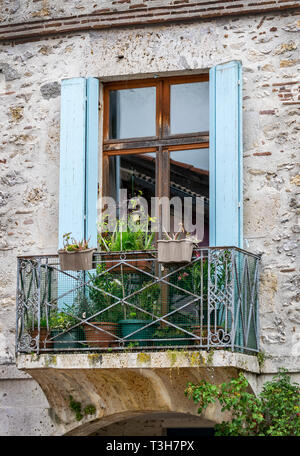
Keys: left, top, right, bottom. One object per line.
{"left": 109, "top": 87, "right": 156, "bottom": 139}
{"left": 108, "top": 153, "right": 156, "bottom": 205}
{"left": 170, "top": 82, "right": 209, "bottom": 135}
{"left": 170, "top": 148, "right": 209, "bottom": 245}
{"left": 171, "top": 148, "right": 209, "bottom": 172}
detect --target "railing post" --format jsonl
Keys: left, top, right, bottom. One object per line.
{"left": 231, "top": 249, "right": 235, "bottom": 352}
{"left": 36, "top": 258, "right": 41, "bottom": 355}
{"left": 207, "top": 249, "right": 211, "bottom": 351}
{"left": 256, "top": 256, "right": 261, "bottom": 352}
{"left": 15, "top": 257, "right": 20, "bottom": 357}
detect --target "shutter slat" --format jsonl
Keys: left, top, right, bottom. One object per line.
{"left": 86, "top": 78, "right": 99, "bottom": 249}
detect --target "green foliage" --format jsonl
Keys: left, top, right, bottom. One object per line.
{"left": 49, "top": 311, "right": 76, "bottom": 330}
{"left": 69, "top": 395, "right": 83, "bottom": 421}
{"left": 83, "top": 404, "right": 96, "bottom": 415}
{"left": 87, "top": 264, "right": 124, "bottom": 322}
{"left": 154, "top": 326, "right": 184, "bottom": 339}
{"left": 185, "top": 368, "right": 300, "bottom": 436}
{"left": 172, "top": 250, "right": 231, "bottom": 327}
{"left": 257, "top": 351, "right": 266, "bottom": 369}
{"left": 69, "top": 396, "right": 96, "bottom": 421}
{"left": 26, "top": 315, "right": 49, "bottom": 330}
{"left": 177, "top": 250, "right": 230, "bottom": 297}
{"left": 127, "top": 341, "right": 139, "bottom": 349}
{"left": 135, "top": 281, "right": 161, "bottom": 318}
{"left": 62, "top": 232, "right": 90, "bottom": 252}
{"left": 87, "top": 264, "right": 161, "bottom": 322}
{"left": 98, "top": 209, "right": 155, "bottom": 252}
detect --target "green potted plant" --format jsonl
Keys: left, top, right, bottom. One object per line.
{"left": 58, "top": 232, "right": 95, "bottom": 271}
{"left": 49, "top": 309, "right": 85, "bottom": 349}
{"left": 118, "top": 281, "right": 161, "bottom": 346}
{"left": 98, "top": 209, "right": 156, "bottom": 273}
{"left": 84, "top": 264, "right": 123, "bottom": 347}
{"left": 153, "top": 325, "right": 191, "bottom": 346}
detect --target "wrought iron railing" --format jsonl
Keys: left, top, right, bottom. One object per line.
{"left": 16, "top": 247, "right": 261, "bottom": 354}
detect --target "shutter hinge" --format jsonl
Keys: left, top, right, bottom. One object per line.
{"left": 238, "top": 80, "right": 241, "bottom": 86}
{"left": 84, "top": 215, "right": 87, "bottom": 220}
{"left": 238, "top": 202, "right": 241, "bottom": 208}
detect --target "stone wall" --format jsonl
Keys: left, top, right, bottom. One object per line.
{"left": 1, "top": 1, "right": 299, "bottom": 26}
{"left": 1, "top": 1, "right": 300, "bottom": 42}
{"left": 0, "top": 8, "right": 299, "bottom": 434}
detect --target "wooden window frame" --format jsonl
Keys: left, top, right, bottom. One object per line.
{"left": 102, "top": 74, "right": 209, "bottom": 198}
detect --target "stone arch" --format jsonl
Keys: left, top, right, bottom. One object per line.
{"left": 65, "top": 410, "right": 218, "bottom": 436}
{"left": 28, "top": 365, "right": 245, "bottom": 435}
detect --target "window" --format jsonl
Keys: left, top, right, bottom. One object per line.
{"left": 59, "top": 62, "right": 242, "bottom": 251}
{"left": 102, "top": 75, "right": 209, "bottom": 244}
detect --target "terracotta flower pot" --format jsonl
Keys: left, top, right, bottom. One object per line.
{"left": 157, "top": 240, "right": 194, "bottom": 264}
{"left": 30, "top": 328, "right": 53, "bottom": 350}
{"left": 100, "top": 251, "right": 154, "bottom": 273}
{"left": 84, "top": 322, "right": 119, "bottom": 348}
{"left": 58, "top": 248, "right": 95, "bottom": 271}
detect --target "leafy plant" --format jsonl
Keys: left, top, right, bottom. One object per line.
{"left": 154, "top": 325, "right": 184, "bottom": 339}
{"left": 84, "top": 404, "right": 96, "bottom": 415}
{"left": 69, "top": 395, "right": 83, "bottom": 421}
{"left": 162, "top": 223, "right": 200, "bottom": 243}
{"left": 87, "top": 264, "right": 124, "bottom": 322}
{"left": 134, "top": 281, "right": 161, "bottom": 319}
{"left": 69, "top": 396, "right": 96, "bottom": 421}
{"left": 171, "top": 250, "right": 230, "bottom": 327}
{"left": 26, "top": 315, "right": 49, "bottom": 330}
{"left": 177, "top": 251, "right": 229, "bottom": 296}
{"left": 98, "top": 209, "right": 155, "bottom": 252}
{"left": 49, "top": 311, "right": 77, "bottom": 331}
{"left": 127, "top": 341, "right": 139, "bottom": 349}
{"left": 62, "top": 232, "right": 90, "bottom": 252}
{"left": 87, "top": 262, "right": 161, "bottom": 322}
{"left": 184, "top": 368, "right": 300, "bottom": 436}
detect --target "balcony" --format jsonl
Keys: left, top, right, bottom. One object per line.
{"left": 16, "top": 247, "right": 260, "bottom": 355}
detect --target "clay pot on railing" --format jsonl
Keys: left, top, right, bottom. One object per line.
{"left": 157, "top": 239, "right": 194, "bottom": 264}
{"left": 100, "top": 251, "right": 154, "bottom": 273}
{"left": 58, "top": 248, "right": 95, "bottom": 271}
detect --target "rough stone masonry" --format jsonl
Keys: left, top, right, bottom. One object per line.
{"left": 0, "top": 0, "right": 299, "bottom": 435}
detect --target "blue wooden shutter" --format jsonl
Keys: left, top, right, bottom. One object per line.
{"left": 59, "top": 78, "right": 86, "bottom": 247}
{"left": 58, "top": 77, "right": 99, "bottom": 249}
{"left": 58, "top": 77, "right": 99, "bottom": 308}
{"left": 86, "top": 78, "right": 99, "bottom": 248}
{"left": 209, "top": 61, "right": 243, "bottom": 248}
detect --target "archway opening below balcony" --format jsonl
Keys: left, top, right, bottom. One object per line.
{"left": 88, "top": 411, "right": 216, "bottom": 436}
